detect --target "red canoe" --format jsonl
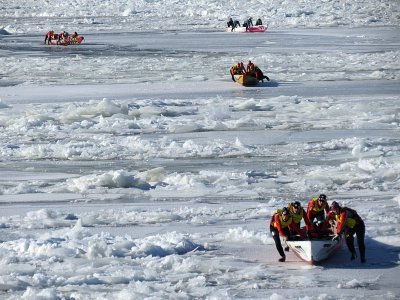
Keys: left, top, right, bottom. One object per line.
{"left": 49, "top": 36, "right": 84, "bottom": 46}
{"left": 225, "top": 25, "right": 267, "bottom": 33}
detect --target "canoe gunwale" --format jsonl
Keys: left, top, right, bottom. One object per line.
{"left": 286, "top": 234, "right": 343, "bottom": 264}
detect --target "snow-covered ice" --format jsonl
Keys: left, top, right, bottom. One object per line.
{"left": 0, "top": 0, "right": 399, "bottom": 299}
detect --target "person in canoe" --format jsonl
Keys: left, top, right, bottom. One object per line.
{"left": 288, "top": 201, "right": 313, "bottom": 238}
{"left": 270, "top": 207, "right": 306, "bottom": 262}
{"left": 70, "top": 32, "right": 84, "bottom": 43}
{"left": 230, "top": 62, "right": 246, "bottom": 81}
{"left": 246, "top": 61, "right": 270, "bottom": 82}
{"left": 59, "top": 31, "right": 70, "bottom": 43}
{"left": 329, "top": 201, "right": 366, "bottom": 263}
{"left": 307, "top": 194, "right": 331, "bottom": 237}
{"left": 246, "top": 60, "right": 254, "bottom": 73}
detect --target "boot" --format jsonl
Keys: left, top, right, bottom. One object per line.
{"left": 284, "top": 246, "right": 289, "bottom": 252}
{"left": 350, "top": 252, "right": 357, "bottom": 261}
{"left": 278, "top": 256, "right": 286, "bottom": 262}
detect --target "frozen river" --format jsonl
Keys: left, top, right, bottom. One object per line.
{"left": 0, "top": 24, "right": 399, "bottom": 299}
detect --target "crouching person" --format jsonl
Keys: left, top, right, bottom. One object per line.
{"left": 270, "top": 207, "right": 306, "bottom": 262}
{"left": 330, "top": 201, "right": 366, "bottom": 263}
{"left": 255, "top": 66, "right": 270, "bottom": 82}
{"left": 44, "top": 30, "right": 54, "bottom": 44}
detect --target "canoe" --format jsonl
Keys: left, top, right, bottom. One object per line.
{"left": 225, "top": 26, "right": 246, "bottom": 33}
{"left": 225, "top": 25, "right": 267, "bottom": 33}
{"left": 286, "top": 236, "right": 343, "bottom": 264}
{"left": 248, "top": 25, "right": 267, "bottom": 32}
{"left": 233, "top": 74, "right": 259, "bottom": 86}
{"left": 49, "top": 36, "right": 84, "bottom": 46}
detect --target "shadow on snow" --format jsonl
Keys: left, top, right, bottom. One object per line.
{"left": 320, "top": 237, "right": 399, "bottom": 269}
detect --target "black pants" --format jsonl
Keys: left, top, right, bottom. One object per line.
{"left": 345, "top": 220, "right": 365, "bottom": 260}
{"left": 270, "top": 225, "right": 290, "bottom": 258}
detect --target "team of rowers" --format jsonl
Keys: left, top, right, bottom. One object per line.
{"left": 270, "top": 194, "right": 366, "bottom": 263}
{"left": 44, "top": 30, "right": 82, "bottom": 44}
{"left": 227, "top": 16, "right": 264, "bottom": 31}
{"left": 230, "top": 60, "right": 270, "bottom": 82}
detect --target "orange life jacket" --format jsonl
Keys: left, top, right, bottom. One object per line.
{"left": 309, "top": 197, "right": 327, "bottom": 213}
{"left": 271, "top": 209, "right": 292, "bottom": 229}
{"left": 336, "top": 207, "right": 362, "bottom": 233}
{"left": 231, "top": 65, "right": 242, "bottom": 75}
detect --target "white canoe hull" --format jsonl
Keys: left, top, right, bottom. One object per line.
{"left": 286, "top": 238, "right": 342, "bottom": 264}
{"left": 225, "top": 26, "right": 246, "bottom": 33}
